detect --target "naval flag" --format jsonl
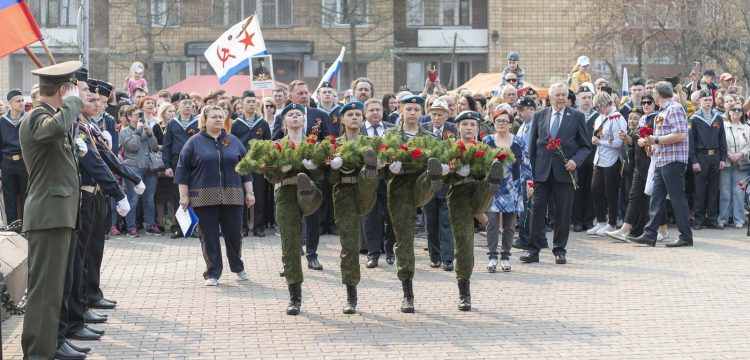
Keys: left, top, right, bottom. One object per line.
{"left": 204, "top": 13, "right": 267, "bottom": 84}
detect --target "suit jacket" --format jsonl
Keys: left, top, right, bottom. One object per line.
{"left": 421, "top": 122, "right": 457, "bottom": 140}
{"left": 529, "top": 106, "right": 591, "bottom": 183}
{"left": 360, "top": 121, "right": 395, "bottom": 136}
{"left": 19, "top": 98, "right": 83, "bottom": 231}
{"left": 271, "top": 106, "right": 329, "bottom": 141}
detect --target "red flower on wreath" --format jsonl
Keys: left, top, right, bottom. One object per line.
{"left": 497, "top": 152, "right": 507, "bottom": 161}
{"left": 469, "top": 140, "right": 477, "bottom": 145}
{"left": 289, "top": 141, "right": 296, "bottom": 149}
{"left": 306, "top": 137, "right": 317, "bottom": 144}
{"left": 475, "top": 150, "right": 486, "bottom": 158}
{"left": 327, "top": 135, "right": 337, "bottom": 144}
{"left": 457, "top": 141, "right": 467, "bottom": 152}
{"left": 400, "top": 144, "right": 410, "bottom": 151}
{"left": 377, "top": 145, "right": 388, "bottom": 151}
{"left": 275, "top": 142, "right": 282, "bottom": 151}
{"left": 411, "top": 148, "right": 423, "bottom": 159}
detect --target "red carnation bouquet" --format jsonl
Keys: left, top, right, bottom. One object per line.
{"left": 546, "top": 137, "right": 579, "bottom": 190}
{"left": 638, "top": 125, "right": 654, "bottom": 156}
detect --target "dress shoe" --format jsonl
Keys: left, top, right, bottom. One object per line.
{"left": 90, "top": 298, "right": 116, "bottom": 309}
{"left": 326, "top": 226, "right": 338, "bottom": 235}
{"left": 627, "top": 234, "right": 656, "bottom": 247}
{"left": 429, "top": 260, "right": 442, "bottom": 268}
{"left": 253, "top": 229, "right": 266, "bottom": 237}
{"left": 366, "top": 257, "right": 378, "bottom": 268}
{"left": 84, "top": 325, "right": 105, "bottom": 336}
{"left": 519, "top": 253, "right": 539, "bottom": 263}
{"left": 511, "top": 241, "right": 528, "bottom": 250}
{"left": 66, "top": 339, "right": 91, "bottom": 353}
{"left": 102, "top": 298, "right": 117, "bottom": 304}
{"left": 442, "top": 261, "right": 454, "bottom": 271}
{"left": 665, "top": 238, "right": 693, "bottom": 247}
{"left": 83, "top": 309, "right": 107, "bottom": 323}
{"left": 386, "top": 255, "right": 396, "bottom": 265}
{"left": 427, "top": 158, "right": 444, "bottom": 192}
{"left": 573, "top": 224, "right": 585, "bottom": 232}
{"left": 707, "top": 223, "right": 723, "bottom": 230}
{"left": 692, "top": 223, "right": 703, "bottom": 231}
{"left": 68, "top": 327, "right": 102, "bottom": 341}
{"left": 307, "top": 258, "right": 323, "bottom": 270}
{"left": 242, "top": 227, "right": 250, "bottom": 237}
{"left": 55, "top": 341, "right": 87, "bottom": 359}
{"left": 555, "top": 254, "right": 567, "bottom": 264}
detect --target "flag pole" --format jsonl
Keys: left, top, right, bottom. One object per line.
{"left": 22, "top": 46, "right": 43, "bottom": 68}
{"left": 40, "top": 38, "right": 56, "bottom": 65}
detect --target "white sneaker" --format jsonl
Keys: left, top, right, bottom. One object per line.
{"left": 735, "top": 223, "right": 745, "bottom": 229}
{"left": 235, "top": 271, "right": 248, "bottom": 281}
{"left": 605, "top": 229, "right": 628, "bottom": 242}
{"left": 587, "top": 223, "right": 605, "bottom": 235}
{"left": 487, "top": 258, "right": 497, "bottom": 273}
{"left": 204, "top": 278, "right": 218, "bottom": 286}
{"left": 657, "top": 233, "right": 670, "bottom": 242}
{"left": 500, "top": 259, "right": 511, "bottom": 272}
{"left": 596, "top": 224, "right": 615, "bottom": 237}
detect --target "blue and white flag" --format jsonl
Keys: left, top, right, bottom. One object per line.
{"left": 204, "top": 13, "right": 267, "bottom": 84}
{"left": 621, "top": 67, "right": 629, "bottom": 96}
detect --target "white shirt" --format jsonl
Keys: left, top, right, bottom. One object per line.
{"left": 593, "top": 107, "right": 627, "bottom": 167}
{"left": 365, "top": 120, "right": 385, "bottom": 138}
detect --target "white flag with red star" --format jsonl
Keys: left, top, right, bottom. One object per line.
{"left": 204, "top": 13, "right": 267, "bottom": 84}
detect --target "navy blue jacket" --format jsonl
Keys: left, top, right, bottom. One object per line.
{"left": 0, "top": 111, "right": 24, "bottom": 156}
{"left": 85, "top": 119, "right": 142, "bottom": 186}
{"left": 96, "top": 112, "right": 119, "bottom": 153}
{"left": 231, "top": 113, "right": 270, "bottom": 150}
{"left": 271, "top": 106, "right": 329, "bottom": 140}
{"left": 77, "top": 122, "right": 126, "bottom": 201}
{"left": 317, "top": 103, "right": 342, "bottom": 138}
{"left": 163, "top": 115, "right": 200, "bottom": 169}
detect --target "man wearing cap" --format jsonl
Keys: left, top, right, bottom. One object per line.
{"left": 385, "top": 94, "right": 443, "bottom": 313}
{"left": 719, "top": 72, "right": 738, "bottom": 94}
{"left": 421, "top": 98, "right": 457, "bottom": 270}
{"left": 0, "top": 89, "right": 28, "bottom": 225}
{"left": 232, "top": 90, "right": 271, "bottom": 237}
{"left": 501, "top": 51, "right": 525, "bottom": 89}
{"left": 688, "top": 89, "right": 727, "bottom": 230}
{"left": 92, "top": 80, "right": 119, "bottom": 155}
{"left": 360, "top": 99, "right": 396, "bottom": 268}
{"left": 18, "top": 60, "right": 85, "bottom": 360}
{"left": 315, "top": 81, "right": 342, "bottom": 236}
{"left": 620, "top": 77, "right": 646, "bottom": 120}
{"left": 163, "top": 92, "right": 200, "bottom": 237}
{"left": 513, "top": 96, "right": 538, "bottom": 249}
{"left": 571, "top": 84, "right": 598, "bottom": 232}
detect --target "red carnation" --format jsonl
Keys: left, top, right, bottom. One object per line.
{"left": 275, "top": 142, "right": 282, "bottom": 151}
{"left": 327, "top": 135, "right": 337, "bottom": 144}
{"left": 400, "top": 144, "right": 409, "bottom": 151}
{"left": 457, "top": 141, "right": 467, "bottom": 152}
{"left": 554, "top": 138, "right": 561, "bottom": 148}
{"left": 527, "top": 180, "right": 534, "bottom": 188}
{"left": 475, "top": 150, "right": 486, "bottom": 158}
{"left": 411, "top": 148, "right": 423, "bottom": 159}
{"left": 289, "top": 141, "right": 296, "bottom": 149}
{"left": 469, "top": 140, "right": 477, "bottom": 145}
{"left": 548, "top": 138, "right": 554, "bottom": 144}
{"left": 546, "top": 144, "right": 554, "bottom": 151}
{"left": 497, "top": 152, "right": 508, "bottom": 161}
{"left": 306, "top": 137, "right": 317, "bottom": 144}
{"left": 639, "top": 125, "right": 653, "bottom": 138}
{"left": 377, "top": 145, "right": 388, "bottom": 151}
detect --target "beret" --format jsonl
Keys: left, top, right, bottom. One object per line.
{"left": 171, "top": 92, "right": 189, "bottom": 103}
{"left": 455, "top": 111, "right": 481, "bottom": 125}
{"left": 338, "top": 101, "right": 364, "bottom": 116}
{"left": 399, "top": 95, "right": 424, "bottom": 106}
{"left": 507, "top": 51, "right": 520, "bottom": 61}
{"left": 6, "top": 89, "right": 22, "bottom": 101}
{"left": 280, "top": 103, "right": 305, "bottom": 118}
{"left": 631, "top": 76, "right": 645, "bottom": 86}
{"left": 698, "top": 89, "right": 712, "bottom": 98}
{"left": 320, "top": 81, "right": 333, "bottom": 89}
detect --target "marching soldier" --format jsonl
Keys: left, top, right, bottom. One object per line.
{"left": 1, "top": 88, "right": 28, "bottom": 225}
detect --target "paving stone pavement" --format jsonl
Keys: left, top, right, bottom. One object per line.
{"left": 3, "top": 227, "right": 750, "bottom": 359}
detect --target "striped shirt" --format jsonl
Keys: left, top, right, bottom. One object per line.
{"left": 653, "top": 99, "right": 689, "bottom": 167}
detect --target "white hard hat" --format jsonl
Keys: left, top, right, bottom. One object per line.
{"left": 577, "top": 56, "right": 590, "bottom": 66}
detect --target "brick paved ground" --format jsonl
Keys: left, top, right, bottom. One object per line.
{"left": 3, "top": 227, "right": 750, "bottom": 359}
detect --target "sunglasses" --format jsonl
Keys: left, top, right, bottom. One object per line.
{"left": 641, "top": 101, "right": 653, "bottom": 105}
{"left": 731, "top": 108, "right": 744, "bottom": 113}
{"left": 506, "top": 78, "right": 518, "bottom": 82}
{"left": 265, "top": 104, "right": 276, "bottom": 108}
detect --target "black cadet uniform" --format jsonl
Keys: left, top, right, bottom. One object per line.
{"left": 0, "top": 89, "right": 28, "bottom": 223}
{"left": 315, "top": 83, "right": 342, "bottom": 236}
{"left": 689, "top": 101, "right": 727, "bottom": 229}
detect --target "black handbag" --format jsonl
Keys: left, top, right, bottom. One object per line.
{"left": 148, "top": 151, "right": 166, "bottom": 172}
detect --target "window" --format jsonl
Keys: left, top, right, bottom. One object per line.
{"left": 322, "top": 0, "right": 367, "bottom": 27}
{"left": 153, "top": 62, "right": 183, "bottom": 91}
{"left": 10, "top": 54, "right": 78, "bottom": 91}
{"left": 213, "top": 0, "right": 292, "bottom": 27}
{"left": 28, "top": 0, "right": 78, "bottom": 27}
{"left": 406, "top": 0, "right": 472, "bottom": 27}
{"left": 136, "top": 0, "right": 180, "bottom": 27}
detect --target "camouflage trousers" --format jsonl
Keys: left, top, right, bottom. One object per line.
{"left": 275, "top": 182, "right": 322, "bottom": 285}
{"left": 446, "top": 180, "right": 494, "bottom": 282}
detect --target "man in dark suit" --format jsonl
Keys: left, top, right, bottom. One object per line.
{"left": 360, "top": 98, "right": 396, "bottom": 268}
{"left": 270, "top": 80, "right": 329, "bottom": 270}
{"left": 421, "top": 98, "right": 458, "bottom": 270}
{"left": 520, "top": 83, "right": 592, "bottom": 265}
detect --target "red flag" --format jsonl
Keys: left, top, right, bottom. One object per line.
{"left": 0, "top": 0, "right": 43, "bottom": 58}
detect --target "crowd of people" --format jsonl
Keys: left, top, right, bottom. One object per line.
{"left": 5, "top": 54, "right": 750, "bottom": 359}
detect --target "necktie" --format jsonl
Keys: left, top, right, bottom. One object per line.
{"left": 435, "top": 128, "right": 441, "bottom": 138}
{"left": 551, "top": 112, "right": 561, "bottom": 138}
{"left": 373, "top": 126, "right": 380, "bottom": 137}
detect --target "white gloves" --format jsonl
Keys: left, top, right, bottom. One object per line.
{"left": 74, "top": 138, "right": 88, "bottom": 157}
{"left": 302, "top": 159, "right": 317, "bottom": 170}
{"left": 457, "top": 164, "right": 470, "bottom": 177}
{"left": 330, "top": 157, "right": 343, "bottom": 170}
{"left": 101, "top": 131, "right": 113, "bottom": 148}
{"left": 377, "top": 159, "right": 386, "bottom": 169}
{"left": 281, "top": 164, "right": 292, "bottom": 173}
{"left": 134, "top": 181, "right": 146, "bottom": 195}
{"left": 441, "top": 164, "right": 450, "bottom": 176}
{"left": 389, "top": 161, "right": 402, "bottom": 174}
{"left": 116, "top": 197, "right": 131, "bottom": 216}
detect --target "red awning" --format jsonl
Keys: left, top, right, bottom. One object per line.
{"left": 160, "top": 75, "right": 287, "bottom": 99}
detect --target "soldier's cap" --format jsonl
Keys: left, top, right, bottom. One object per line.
{"left": 86, "top": 79, "right": 99, "bottom": 94}
{"left": 516, "top": 96, "right": 536, "bottom": 109}
{"left": 338, "top": 101, "right": 364, "bottom": 116}
{"left": 631, "top": 76, "right": 645, "bottom": 86}
{"left": 242, "top": 90, "right": 256, "bottom": 99}
{"left": 699, "top": 89, "right": 712, "bottom": 99}
{"left": 171, "top": 92, "right": 189, "bottom": 103}
{"left": 320, "top": 81, "right": 333, "bottom": 89}
{"left": 399, "top": 95, "right": 424, "bottom": 106}
{"left": 507, "top": 51, "right": 520, "bottom": 61}
{"left": 428, "top": 98, "right": 450, "bottom": 113}
{"left": 31, "top": 60, "right": 82, "bottom": 87}
{"left": 74, "top": 67, "right": 89, "bottom": 82}
{"left": 703, "top": 69, "right": 717, "bottom": 78}
{"left": 281, "top": 103, "right": 305, "bottom": 118}
{"left": 455, "top": 111, "right": 481, "bottom": 125}
{"left": 577, "top": 84, "right": 593, "bottom": 94}
{"left": 665, "top": 76, "right": 679, "bottom": 87}
{"left": 525, "top": 87, "right": 538, "bottom": 96}
{"left": 6, "top": 89, "right": 22, "bottom": 101}
{"left": 97, "top": 81, "right": 113, "bottom": 98}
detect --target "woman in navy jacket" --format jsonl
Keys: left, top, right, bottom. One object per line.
{"left": 175, "top": 105, "right": 255, "bottom": 286}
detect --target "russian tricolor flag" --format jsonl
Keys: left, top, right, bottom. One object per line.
{"left": 314, "top": 47, "right": 346, "bottom": 94}
{"left": 621, "top": 67, "right": 629, "bottom": 96}
{"left": 0, "top": 0, "right": 42, "bottom": 58}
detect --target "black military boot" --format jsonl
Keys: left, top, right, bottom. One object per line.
{"left": 401, "top": 279, "right": 415, "bottom": 313}
{"left": 343, "top": 284, "right": 358, "bottom": 314}
{"left": 286, "top": 283, "right": 302, "bottom": 315}
{"left": 457, "top": 279, "right": 471, "bottom": 311}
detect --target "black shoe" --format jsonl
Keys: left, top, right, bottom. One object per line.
{"left": 279, "top": 268, "right": 286, "bottom": 277}
{"left": 457, "top": 279, "right": 471, "bottom": 312}
{"left": 519, "top": 253, "right": 539, "bottom": 263}
{"left": 102, "top": 298, "right": 117, "bottom": 304}
{"left": 555, "top": 254, "right": 567, "bottom": 264}
{"left": 627, "top": 234, "right": 657, "bottom": 247}
{"left": 90, "top": 298, "right": 116, "bottom": 309}
{"left": 242, "top": 227, "right": 250, "bottom": 237}
{"left": 573, "top": 224, "right": 585, "bottom": 232}
{"left": 286, "top": 283, "right": 302, "bottom": 315}
{"left": 83, "top": 309, "right": 107, "bottom": 324}
{"left": 692, "top": 223, "right": 703, "bottom": 230}
{"left": 511, "top": 241, "right": 528, "bottom": 250}
{"left": 343, "top": 284, "right": 357, "bottom": 314}
{"left": 171, "top": 230, "right": 183, "bottom": 239}
{"left": 327, "top": 226, "right": 338, "bottom": 236}
{"left": 386, "top": 255, "right": 396, "bottom": 265}
{"left": 442, "top": 261, "right": 454, "bottom": 271}
{"left": 84, "top": 325, "right": 105, "bottom": 336}
{"left": 429, "top": 260, "right": 442, "bottom": 268}
{"left": 66, "top": 339, "right": 91, "bottom": 354}
{"left": 366, "top": 257, "right": 379, "bottom": 268}
{"left": 707, "top": 223, "right": 723, "bottom": 230}
{"left": 486, "top": 160, "right": 503, "bottom": 194}
{"left": 296, "top": 173, "right": 314, "bottom": 203}
{"left": 67, "top": 327, "right": 102, "bottom": 341}
{"left": 427, "top": 158, "right": 444, "bottom": 192}
{"left": 253, "top": 229, "right": 266, "bottom": 237}
{"left": 401, "top": 279, "right": 415, "bottom": 313}
{"left": 307, "top": 258, "right": 323, "bottom": 270}
{"left": 665, "top": 238, "right": 693, "bottom": 247}
{"left": 363, "top": 148, "right": 378, "bottom": 178}
{"left": 55, "top": 341, "right": 87, "bottom": 359}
